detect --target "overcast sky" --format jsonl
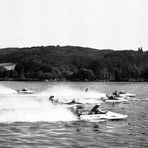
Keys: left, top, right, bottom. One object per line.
{"left": 0, "top": 0, "right": 148, "bottom": 50}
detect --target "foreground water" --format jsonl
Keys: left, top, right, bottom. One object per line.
{"left": 0, "top": 81, "right": 147, "bottom": 147}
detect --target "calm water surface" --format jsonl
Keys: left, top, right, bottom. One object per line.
{"left": 0, "top": 81, "right": 147, "bottom": 148}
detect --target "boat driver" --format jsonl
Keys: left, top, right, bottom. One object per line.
{"left": 85, "top": 87, "right": 89, "bottom": 92}
{"left": 49, "top": 96, "right": 60, "bottom": 104}
{"left": 89, "top": 103, "right": 108, "bottom": 114}
{"left": 22, "top": 88, "right": 27, "bottom": 91}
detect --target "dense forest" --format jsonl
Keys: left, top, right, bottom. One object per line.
{"left": 0, "top": 45, "right": 148, "bottom": 81}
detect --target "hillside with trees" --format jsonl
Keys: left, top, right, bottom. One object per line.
{"left": 0, "top": 46, "right": 148, "bottom": 81}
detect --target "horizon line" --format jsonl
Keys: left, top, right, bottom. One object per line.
{"left": 0, "top": 44, "right": 145, "bottom": 51}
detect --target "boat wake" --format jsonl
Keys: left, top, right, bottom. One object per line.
{"left": 0, "top": 85, "right": 17, "bottom": 95}
{"left": 37, "top": 85, "right": 105, "bottom": 104}
{"left": 0, "top": 96, "right": 77, "bottom": 123}
{"left": 0, "top": 85, "right": 106, "bottom": 123}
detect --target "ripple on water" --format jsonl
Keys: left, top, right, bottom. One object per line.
{"left": 0, "top": 82, "right": 147, "bottom": 147}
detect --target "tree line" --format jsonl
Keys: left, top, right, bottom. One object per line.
{"left": 0, "top": 45, "right": 148, "bottom": 81}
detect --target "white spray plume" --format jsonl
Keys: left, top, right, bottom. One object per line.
{"left": 0, "top": 84, "right": 106, "bottom": 122}
{"left": 38, "top": 85, "right": 106, "bottom": 102}
{"left": 0, "top": 96, "right": 77, "bottom": 123}
{"left": 0, "top": 85, "right": 17, "bottom": 94}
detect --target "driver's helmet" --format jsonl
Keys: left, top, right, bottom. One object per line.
{"left": 22, "top": 88, "right": 27, "bottom": 91}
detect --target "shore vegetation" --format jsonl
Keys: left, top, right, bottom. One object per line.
{"left": 0, "top": 46, "right": 147, "bottom": 81}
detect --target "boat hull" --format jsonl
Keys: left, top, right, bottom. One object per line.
{"left": 119, "top": 93, "right": 136, "bottom": 97}
{"left": 105, "top": 99, "right": 128, "bottom": 103}
{"left": 17, "top": 90, "right": 36, "bottom": 94}
{"left": 80, "top": 111, "right": 128, "bottom": 120}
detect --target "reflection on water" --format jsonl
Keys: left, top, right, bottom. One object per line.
{"left": 0, "top": 81, "right": 147, "bottom": 147}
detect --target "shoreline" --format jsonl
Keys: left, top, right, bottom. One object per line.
{"left": 0, "top": 78, "right": 147, "bottom": 82}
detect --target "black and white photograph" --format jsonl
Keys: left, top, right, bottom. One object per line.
{"left": 0, "top": 0, "right": 147, "bottom": 147}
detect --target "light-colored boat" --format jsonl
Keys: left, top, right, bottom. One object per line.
{"left": 105, "top": 99, "right": 128, "bottom": 103}
{"left": 80, "top": 111, "right": 128, "bottom": 120}
{"left": 119, "top": 91, "right": 136, "bottom": 97}
{"left": 17, "top": 88, "right": 36, "bottom": 94}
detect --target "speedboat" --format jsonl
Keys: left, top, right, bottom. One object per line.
{"left": 119, "top": 90, "right": 136, "bottom": 97}
{"left": 64, "top": 100, "right": 82, "bottom": 105}
{"left": 105, "top": 99, "right": 128, "bottom": 103}
{"left": 80, "top": 111, "right": 128, "bottom": 120}
{"left": 17, "top": 88, "right": 36, "bottom": 94}
{"left": 102, "top": 94, "right": 128, "bottom": 103}
{"left": 63, "top": 100, "right": 83, "bottom": 108}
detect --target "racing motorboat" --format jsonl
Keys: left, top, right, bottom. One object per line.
{"left": 80, "top": 111, "right": 128, "bottom": 120}
{"left": 119, "top": 90, "right": 136, "bottom": 97}
{"left": 64, "top": 99, "right": 82, "bottom": 105}
{"left": 17, "top": 88, "right": 36, "bottom": 94}
{"left": 102, "top": 94, "right": 128, "bottom": 103}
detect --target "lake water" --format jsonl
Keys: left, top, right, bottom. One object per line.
{"left": 0, "top": 81, "right": 147, "bottom": 148}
